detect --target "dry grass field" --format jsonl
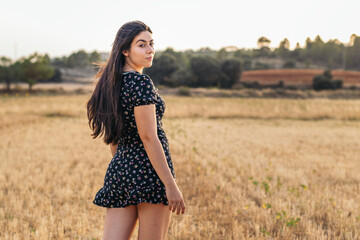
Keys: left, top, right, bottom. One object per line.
{"left": 242, "top": 69, "right": 360, "bottom": 87}
{"left": 0, "top": 94, "right": 359, "bottom": 239}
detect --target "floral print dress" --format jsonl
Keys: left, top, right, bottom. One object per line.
{"left": 93, "top": 71, "right": 176, "bottom": 208}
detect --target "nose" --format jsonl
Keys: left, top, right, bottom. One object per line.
{"left": 146, "top": 45, "right": 154, "bottom": 54}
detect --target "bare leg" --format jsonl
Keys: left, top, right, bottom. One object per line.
{"left": 136, "top": 202, "right": 171, "bottom": 240}
{"left": 103, "top": 205, "right": 138, "bottom": 240}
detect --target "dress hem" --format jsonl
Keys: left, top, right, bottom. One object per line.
{"left": 92, "top": 199, "right": 169, "bottom": 208}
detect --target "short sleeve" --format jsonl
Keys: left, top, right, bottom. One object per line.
{"left": 131, "top": 74, "right": 158, "bottom": 107}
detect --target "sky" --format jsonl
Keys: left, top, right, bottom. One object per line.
{"left": 1, "top": 0, "right": 359, "bottom": 60}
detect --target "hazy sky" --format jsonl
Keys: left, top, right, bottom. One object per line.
{"left": 1, "top": 0, "right": 359, "bottom": 59}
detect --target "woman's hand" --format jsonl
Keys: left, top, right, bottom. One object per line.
{"left": 166, "top": 184, "right": 186, "bottom": 215}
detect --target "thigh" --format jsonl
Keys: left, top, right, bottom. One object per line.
{"left": 103, "top": 205, "right": 138, "bottom": 240}
{"left": 136, "top": 202, "right": 171, "bottom": 240}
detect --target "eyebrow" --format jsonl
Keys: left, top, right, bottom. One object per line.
{"left": 136, "top": 39, "right": 154, "bottom": 43}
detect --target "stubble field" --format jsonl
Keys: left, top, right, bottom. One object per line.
{"left": 0, "top": 94, "right": 359, "bottom": 239}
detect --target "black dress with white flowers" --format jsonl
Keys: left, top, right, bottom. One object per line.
{"left": 93, "top": 71, "right": 176, "bottom": 208}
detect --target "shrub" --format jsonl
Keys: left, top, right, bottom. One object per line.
{"left": 283, "top": 60, "right": 296, "bottom": 69}
{"left": 285, "top": 85, "right": 299, "bottom": 90}
{"left": 278, "top": 80, "right": 285, "bottom": 88}
{"left": 241, "top": 81, "right": 261, "bottom": 89}
{"left": 333, "top": 79, "right": 343, "bottom": 89}
{"left": 312, "top": 70, "right": 343, "bottom": 91}
{"left": 177, "top": 86, "right": 191, "bottom": 96}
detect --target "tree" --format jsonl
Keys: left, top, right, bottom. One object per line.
{"left": 20, "top": 52, "right": 55, "bottom": 91}
{"left": 170, "top": 67, "right": 196, "bottom": 87}
{"left": 162, "top": 47, "right": 188, "bottom": 69}
{"left": 0, "top": 57, "right": 16, "bottom": 91}
{"left": 65, "top": 50, "right": 89, "bottom": 68}
{"left": 257, "top": 36, "right": 271, "bottom": 49}
{"left": 308, "top": 35, "right": 325, "bottom": 62}
{"left": 88, "top": 51, "right": 101, "bottom": 72}
{"left": 189, "top": 56, "right": 227, "bottom": 87}
{"left": 51, "top": 57, "right": 65, "bottom": 67}
{"left": 216, "top": 48, "right": 228, "bottom": 61}
{"left": 350, "top": 34, "right": 358, "bottom": 46}
{"left": 257, "top": 36, "right": 271, "bottom": 56}
{"left": 220, "top": 59, "right": 242, "bottom": 88}
{"left": 323, "top": 39, "right": 343, "bottom": 69}
{"left": 277, "top": 38, "right": 290, "bottom": 58}
{"left": 198, "top": 47, "right": 214, "bottom": 56}
{"left": 144, "top": 53, "right": 178, "bottom": 86}
{"left": 290, "top": 42, "right": 302, "bottom": 59}
{"left": 41, "top": 68, "right": 62, "bottom": 83}
{"left": 0, "top": 58, "right": 23, "bottom": 92}
{"left": 89, "top": 51, "right": 101, "bottom": 63}
{"left": 280, "top": 38, "right": 290, "bottom": 49}
{"left": 305, "top": 37, "right": 312, "bottom": 49}
{"left": 347, "top": 35, "right": 360, "bottom": 69}
{"left": 233, "top": 49, "right": 252, "bottom": 59}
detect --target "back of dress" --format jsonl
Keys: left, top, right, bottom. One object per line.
{"left": 92, "top": 71, "right": 176, "bottom": 208}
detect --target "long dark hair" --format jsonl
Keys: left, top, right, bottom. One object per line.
{"left": 87, "top": 20, "right": 152, "bottom": 145}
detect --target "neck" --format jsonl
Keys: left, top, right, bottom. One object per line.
{"left": 123, "top": 63, "right": 143, "bottom": 74}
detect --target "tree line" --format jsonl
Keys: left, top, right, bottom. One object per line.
{"left": 252, "top": 34, "right": 360, "bottom": 70}
{"left": 1, "top": 33, "right": 359, "bottom": 91}
{"left": 146, "top": 33, "right": 359, "bottom": 89}
{"left": 0, "top": 50, "right": 101, "bottom": 91}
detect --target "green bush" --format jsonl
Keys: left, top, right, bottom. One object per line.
{"left": 312, "top": 70, "right": 343, "bottom": 91}
{"left": 278, "top": 80, "right": 285, "bottom": 88}
{"left": 283, "top": 60, "right": 296, "bottom": 69}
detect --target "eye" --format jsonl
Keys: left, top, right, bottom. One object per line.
{"left": 150, "top": 42, "right": 155, "bottom": 46}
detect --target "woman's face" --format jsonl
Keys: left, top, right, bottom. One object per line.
{"left": 123, "top": 30, "right": 155, "bottom": 72}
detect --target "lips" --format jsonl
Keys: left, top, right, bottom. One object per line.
{"left": 146, "top": 57, "right": 153, "bottom": 60}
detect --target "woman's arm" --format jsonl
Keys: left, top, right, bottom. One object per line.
{"left": 134, "top": 102, "right": 185, "bottom": 215}
{"left": 110, "top": 141, "right": 117, "bottom": 156}
{"left": 134, "top": 104, "right": 177, "bottom": 189}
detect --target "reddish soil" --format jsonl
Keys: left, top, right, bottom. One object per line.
{"left": 241, "top": 69, "right": 360, "bottom": 87}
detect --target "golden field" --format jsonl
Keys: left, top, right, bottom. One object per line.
{"left": 0, "top": 94, "right": 359, "bottom": 239}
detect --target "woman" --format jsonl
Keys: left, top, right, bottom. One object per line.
{"left": 87, "top": 20, "right": 186, "bottom": 240}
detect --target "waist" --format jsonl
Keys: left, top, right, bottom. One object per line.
{"left": 119, "top": 132, "right": 167, "bottom": 145}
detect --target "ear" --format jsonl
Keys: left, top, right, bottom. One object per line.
{"left": 122, "top": 49, "right": 129, "bottom": 57}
